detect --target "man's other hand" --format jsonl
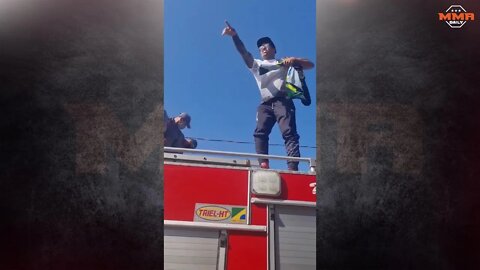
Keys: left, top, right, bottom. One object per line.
{"left": 221, "top": 20, "right": 237, "bottom": 36}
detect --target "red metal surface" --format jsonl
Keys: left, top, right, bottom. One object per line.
{"left": 279, "top": 173, "right": 316, "bottom": 202}
{"left": 164, "top": 164, "right": 249, "bottom": 221}
{"left": 250, "top": 204, "right": 267, "bottom": 226}
{"left": 227, "top": 231, "right": 267, "bottom": 270}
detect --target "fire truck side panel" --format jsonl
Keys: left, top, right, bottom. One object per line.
{"left": 227, "top": 231, "right": 267, "bottom": 270}
{"left": 165, "top": 161, "right": 316, "bottom": 270}
{"left": 165, "top": 164, "right": 249, "bottom": 221}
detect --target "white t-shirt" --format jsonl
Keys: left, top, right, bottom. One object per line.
{"left": 250, "top": 59, "right": 287, "bottom": 102}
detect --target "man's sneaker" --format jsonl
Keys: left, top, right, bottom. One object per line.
{"left": 260, "top": 162, "right": 270, "bottom": 169}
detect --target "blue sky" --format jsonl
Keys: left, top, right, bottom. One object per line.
{"left": 165, "top": 0, "right": 316, "bottom": 171}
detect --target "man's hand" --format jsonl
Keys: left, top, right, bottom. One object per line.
{"left": 222, "top": 20, "right": 253, "bottom": 68}
{"left": 281, "top": 57, "right": 297, "bottom": 67}
{"left": 282, "top": 57, "right": 315, "bottom": 69}
{"left": 221, "top": 20, "right": 237, "bottom": 36}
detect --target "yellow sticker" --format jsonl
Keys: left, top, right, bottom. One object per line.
{"left": 196, "top": 206, "right": 231, "bottom": 221}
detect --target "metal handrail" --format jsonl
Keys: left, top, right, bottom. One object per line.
{"left": 164, "top": 147, "right": 316, "bottom": 171}
{"left": 251, "top": 197, "right": 316, "bottom": 207}
{"left": 164, "top": 220, "right": 266, "bottom": 232}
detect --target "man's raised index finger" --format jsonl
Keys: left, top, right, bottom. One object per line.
{"left": 225, "top": 20, "right": 232, "bottom": 28}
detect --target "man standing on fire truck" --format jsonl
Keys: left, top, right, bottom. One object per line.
{"left": 222, "top": 21, "right": 314, "bottom": 171}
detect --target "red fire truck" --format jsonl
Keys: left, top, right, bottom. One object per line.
{"left": 164, "top": 147, "right": 317, "bottom": 270}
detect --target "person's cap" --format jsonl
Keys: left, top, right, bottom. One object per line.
{"left": 186, "top": 138, "right": 197, "bottom": 149}
{"left": 179, "top": 112, "right": 191, "bottom": 128}
{"left": 257, "top": 37, "right": 275, "bottom": 49}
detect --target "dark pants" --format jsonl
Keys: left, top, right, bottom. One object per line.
{"left": 254, "top": 97, "right": 300, "bottom": 170}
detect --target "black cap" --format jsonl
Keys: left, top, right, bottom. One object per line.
{"left": 257, "top": 37, "right": 275, "bottom": 49}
